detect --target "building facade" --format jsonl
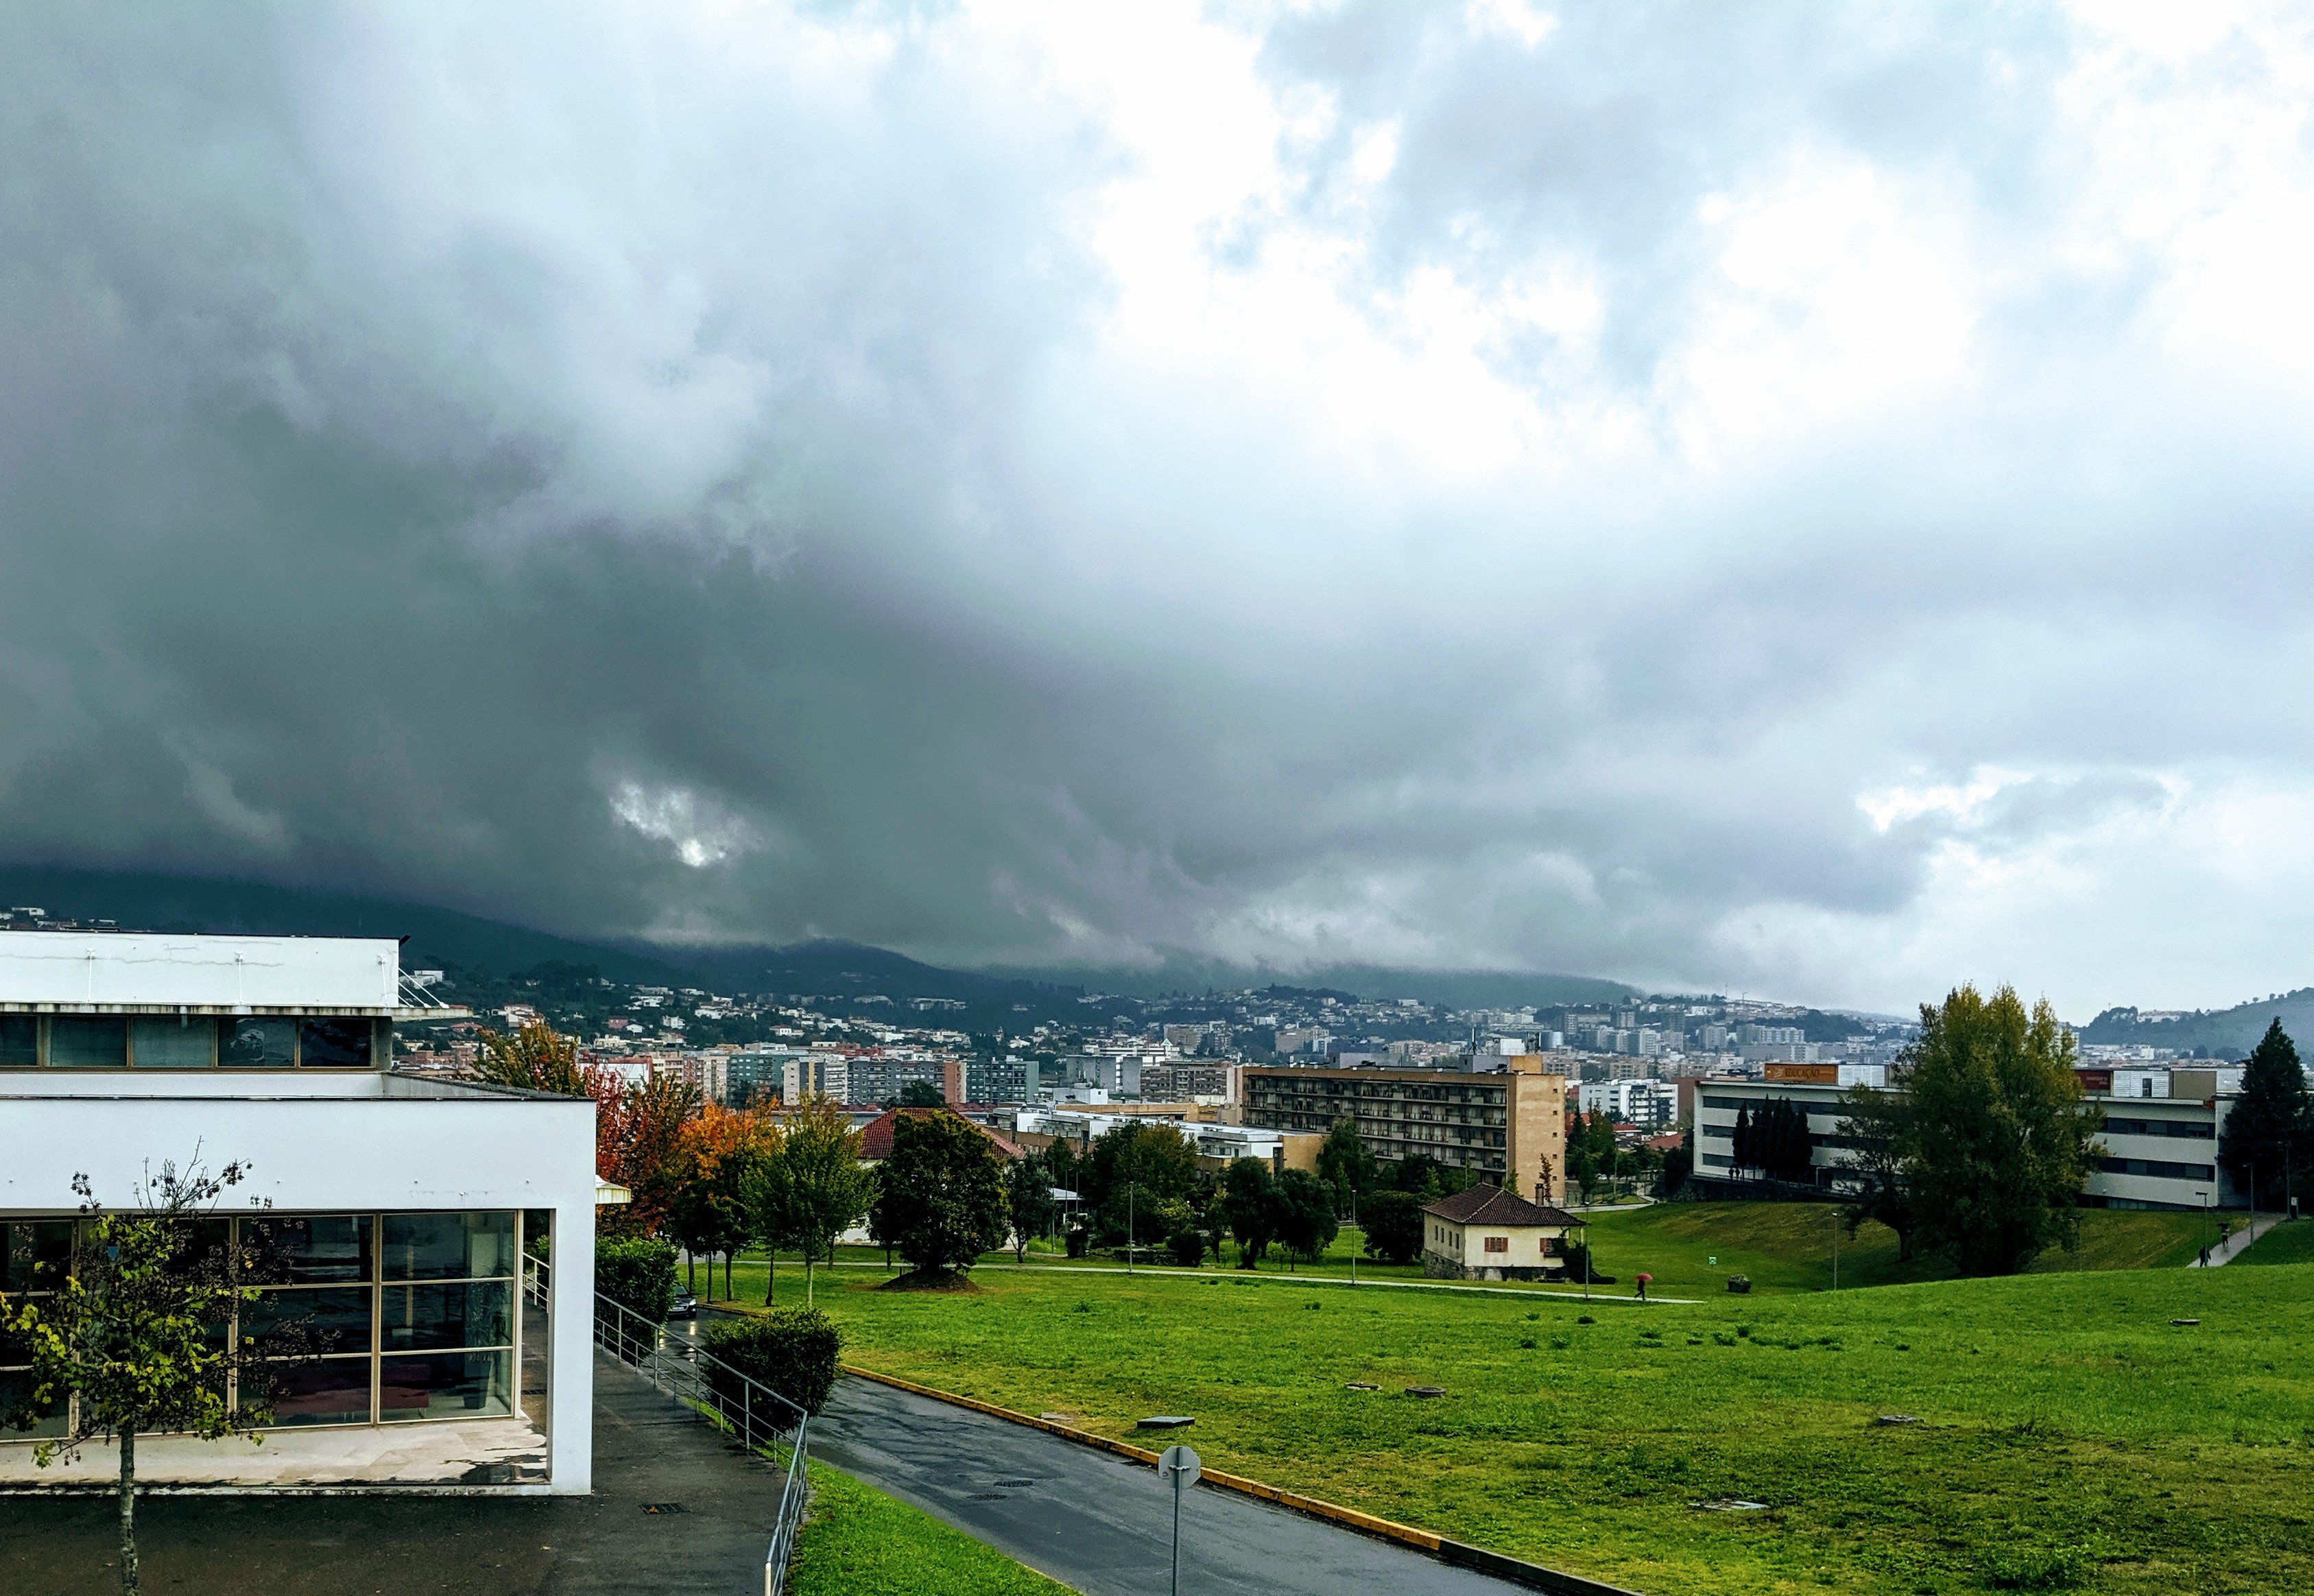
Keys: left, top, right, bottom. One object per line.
{"left": 0, "top": 932, "right": 597, "bottom": 1492}
{"left": 1243, "top": 1057, "right": 1568, "bottom": 1202}
{"left": 1691, "top": 1071, "right": 2245, "bottom": 1212}
{"left": 1419, "top": 1185, "right": 1582, "bottom": 1282}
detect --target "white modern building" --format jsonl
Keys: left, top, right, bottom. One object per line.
{"left": 0, "top": 931, "right": 597, "bottom": 1492}
{"left": 1692, "top": 1068, "right": 2244, "bottom": 1212}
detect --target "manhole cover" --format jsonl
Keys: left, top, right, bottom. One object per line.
{"left": 1136, "top": 1416, "right": 1195, "bottom": 1429}
{"left": 1693, "top": 1499, "right": 1769, "bottom": 1512}
{"left": 1873, "top": 1414, "right": 1920, "bottom": 1427}
{"left": 996, "top": 1479, "right": 1036, "bottom": 1488}
{"left": 642, "top": 1503, "right": 686, "bottom": 1514}
{"left": 968, "top": 1492, "right": 1010, "bottom": 1501}
{"left": 1345, "top": 1382, "right": 1380, "bottom": 1391}
{"left": 2171, "top": 1318, "right": 2200, "bottom": 1326}
{"left": 1405, "top": 1385, "right": 1446, "bottom": 1398}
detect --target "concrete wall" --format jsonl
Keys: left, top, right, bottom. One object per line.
{"left": 0, "top": 1077, "right": 596, "bottom": 1491}
{"left": 0, "top": 931, "right": 400, "bottom": 1010}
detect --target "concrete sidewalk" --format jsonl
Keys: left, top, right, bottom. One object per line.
{"left": 2191, "top": 1215, "right": 2282, "bottom": 1266}
{"left": 1, "top": 1353, "right": 782, "bottom": 1595}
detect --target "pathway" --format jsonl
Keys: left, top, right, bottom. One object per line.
{"left": 809, "top": 1372, "right": 1538, "bottom": 1596}
{"left": 2191, "top": 1214, "right": 2282, "bottom": 1267}
{"left": 3, "top": 1353, "right": 780, "bottom": 1596}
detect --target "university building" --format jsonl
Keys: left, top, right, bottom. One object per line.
{"left": 1692, "top": 1064, "right": 2246, "bottom": 1213}
{"left": 1241, "top": 1056, "right": 1568, "bottom": 1202}
{"left": 0, "top": 931, "right": 597, "bottom": 1491}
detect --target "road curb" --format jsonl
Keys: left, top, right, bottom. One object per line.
{"left": 838, "top": 1364, "right": 1647, "bottom": 1596}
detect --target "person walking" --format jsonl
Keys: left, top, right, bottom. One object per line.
{"left": 1635, "top": 1271, "right": 1651, "bottom": 1302}
{"left": 2198, "top": 1245, "right": 2210, "bottom": 1267}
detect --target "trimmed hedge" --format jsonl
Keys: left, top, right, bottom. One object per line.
{"left": 704, "top": 1307, "right": 844, "bottom": 1417}
{"left": 597, "top": 1235, "right": 679, "bottom": 1326}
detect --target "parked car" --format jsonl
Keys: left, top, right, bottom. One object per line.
{"left": 669, "top": 1290, "right": 700, "bottom": 1321}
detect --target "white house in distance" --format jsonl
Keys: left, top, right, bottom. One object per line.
{"left": 1420, "top": 1185, "right": 1584, "bottom": 1283}
{"left": 0, "top": 931, "right": 597, "bottom": 1492}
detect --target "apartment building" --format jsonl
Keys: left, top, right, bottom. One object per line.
{"left": 1241, "top": 1056, "right": 1567, "bottom": 1202}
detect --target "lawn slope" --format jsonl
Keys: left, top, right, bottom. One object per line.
{"left": 765, "top": 1259, "right": 2314, "bottom": 1596}
{"left": 787, "top": 1462, "right": 1073, "bottom": 1596}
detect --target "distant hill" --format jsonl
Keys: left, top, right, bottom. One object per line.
{"left": 0, "top": 865, "right": 1634, "bottom": 1021}
{"left": 2079, "top": 989, "right": 2314, "bottom": 1058}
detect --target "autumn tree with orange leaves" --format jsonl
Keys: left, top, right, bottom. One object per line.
{"left": 667, "top": 1104, "right": 772, "bottom": 1300}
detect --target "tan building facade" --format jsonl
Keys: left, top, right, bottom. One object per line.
{"left": 1420, "top": 1184, "right": 1584, "bottom": 1282}
{"left": 1242, "top": 1057, "right": 1568, "bottom": 1202}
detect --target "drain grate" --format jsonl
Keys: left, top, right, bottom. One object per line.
{"left": 643, "top": 1503, "right": 687, "bottom": 1514}
{"left": 968, "top": 1492, "right": 1010, "bottom": 1501}
{"left": 995, "top": 1479, "right": 1036, "bottom": 1488}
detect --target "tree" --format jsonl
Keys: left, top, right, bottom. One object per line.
{"left": 1042, "top": 1137, "right": 1080, "bottom": 1194}
{"left": 1755, "top": 1098, "right": 1815, "bottom": 1184}
{"left": 667, "top": 1105, "right": 764, "bottom": 1300}
{"left": 739, "top": 1115, "right": 797, "bottom": 1304}
{"left": 1658, "top": 1134, "right": 1694, "bottom": 1200}
{"left": 898, "top": 1080, "right": 948, "bottom": 1108}
{"left": 1, "top": 1158, "right": 314, "bottom": 1596}
{"left": 1730, "top": 1104, "right": 1755, "bottom": 1177}
{"left": 1900, "top": 984, "right": 2103, "bottom": 1277}
{"left": 1004, "top": 1152, "right": 1058, "bottom": 1262}
{"left": 1081, "top": 1121, "right": 1200, "bottom": 1215}
{"left": 1389, "top": 1154, "right": 1445, "bottom": 1198}
{"left": 1566, "top": 1111, "right": 1619, "bottom": 1202}
{"left": 475, "top": 1018, "right": 586, "bottom": 1094}
{"left": 780, "top": 1099, "right": 874, "bottom": 1305}
{"left": 1270, "top": 1169, "right": 1339, "bottom": 1269}
{"left": 1222, "top": 1156, "right": 1276, "bottom": 1266}
{"left": 1315, "top": 1117, "right": 1378, "bottom": 1209}
{"left": 2219, "top": 1019, "right": 2313, "bottom": 1209}
{"left": 1360, "top": 1189, "right": 1425, "bottom": 1264}
{"left": 1837, "top": 1085, "right": 1917, "bottom": 1259}
{"left": 596, "top": 1067, "right": 703, "bottom": 1237}
{"left": 879, "top": 1111, "right": 1010, "bottom": 1281}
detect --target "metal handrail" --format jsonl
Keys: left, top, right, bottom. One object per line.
{"left": 531, "top": 1256, "right": 812, "bottom": 1594}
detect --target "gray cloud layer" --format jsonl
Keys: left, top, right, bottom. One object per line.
{"left": 4, "top": 3, "right": 2313, "bottom": 1013}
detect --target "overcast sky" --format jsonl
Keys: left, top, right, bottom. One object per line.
{"left": 4, "top": 2, "right": 2313, "bottom": 1015}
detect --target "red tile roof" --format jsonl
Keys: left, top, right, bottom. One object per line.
{"left": 1420, "top": 1185, "right": 1580, "bottom": 1228}
{"left": 857, "top": 1106, "right": 1024, "bottom": 1162}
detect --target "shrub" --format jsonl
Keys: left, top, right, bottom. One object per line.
{"left": 596, "top": 1235, "right": 678, "bottom": 1326}
{"left": 1065, "top": 1226, "right": 1089, "bottom": 1259}
{"left": 1167, "top": 1228, "right": 1206, "bottom": 1267}
{"left": 702, "top": 1307, "right": 843, "bottom": 1417}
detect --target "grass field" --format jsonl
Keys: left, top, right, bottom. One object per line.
{"left": 2237, "top": 1217, "right": 2314, "bottom": 1267}
{"left": 726, "top": 1256, "right": 2314, "bottom": 1596}
{"left": 786, "top": 1462, "right": 1071, "bottom": 1595}
{"left": 691, "top": 1204, "right": 2210, "bottom": 1307}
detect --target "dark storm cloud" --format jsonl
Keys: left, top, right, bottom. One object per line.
{"left": 3, "top": 3, "right": 2313, "bottom": 1012}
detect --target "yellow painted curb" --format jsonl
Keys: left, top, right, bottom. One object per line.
{"left": 839, "top": 1363, "right": 1448, "bottom": 1553}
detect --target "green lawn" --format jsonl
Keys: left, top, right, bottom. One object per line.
{"left": 2237, "top": 1217, "right": 2314, "bottom": 1267}
{"left": 787, "top": 1462, "right": 1071, "bottom": 1595}
{"left": 1576, "top": 1203, "right": 2209, "bottom": 1298}
{"left": 690, "top": 1204, "right": 2208, "bottom": 1309}
{"left": 735, "top": 1257, "right": 2314, "bottom": 1596}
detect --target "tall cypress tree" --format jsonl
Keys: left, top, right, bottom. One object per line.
{"left": 1732, "top": 1104, "right": 1755, "bottom": 1177}
{"left": 2219, "top": 1020, "right": 2313, "bottom": 1209}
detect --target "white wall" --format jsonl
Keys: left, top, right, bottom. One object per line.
{"left": 0, "top": 932, "right": 400, "bottom": 1010}
{"left": 0, "top": 1085, "right": 597, "bottom": 1491}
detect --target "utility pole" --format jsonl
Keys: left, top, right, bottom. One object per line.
{"left": 1127, "top": 1182, "right": 1136, "bottom": 1275}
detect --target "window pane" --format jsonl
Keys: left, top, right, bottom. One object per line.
{"left": 383, "top": 1213, "right": 516, "bottom": 1281}
{"left": 263, "top": 1357, "right": 373, "bottom": 1427}
{"left": 0, "top": 1016, "right": 35, "bottom": 1069}
{"left": 298, "top": 1018, "right": 372, "bottom": 1069}
{"left": 47, "top": 1016, "right": 127, "bottom": 1069}
{"left": 379, "top": 1348, "right": 512, "bottom": 1422}
{"left": 3, "top": 1221, "right": 74, "bottom": 1291}
{"left": 220, "top": 1017, "right": 294, "bottom": 1069}
{"left": 243, "top": 1287, "right": 374, "bottom": 1355}
{"left": 381, "top": 1281, "right": 512, "bottom": 1352}
{"left": 0, "top": 1370, "right": 67, "bottom": 1438}
{"left": 131, "top": 1016, "right": 215, "bottom": 1069}
{"left": 243, "top": 1215, "right": 372, "bottom": 1285}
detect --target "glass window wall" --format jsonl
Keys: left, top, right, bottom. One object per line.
{"left": 0, "top": 1211, "right": 518, "bottom": 1439}
{"left": 298, "top": 1018, "right": 373, "bottom": 1069}
{"left": 220, "top": 1017, "right": 295, "bottom": 1069}
{"left": 47, "top": 1016, "right": 128, "bottom": 1068}
{"left": 0, "top": 1016, "right": 36, "bottom": 1069}
{"left": 130, "top": 1015, "right": 216, "bottom": 1069}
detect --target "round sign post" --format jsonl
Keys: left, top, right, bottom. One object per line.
{"left": 1160, "top": 1444, "right": 1201, "bottom": 1596}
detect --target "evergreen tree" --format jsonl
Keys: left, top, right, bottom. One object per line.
{"left": 2218, "top": 1019, "right": 2313, "bottom": 1209}
{"left": 1315, "top": 1116, "right": 1379, "bottom": 1208}
{"left": 1732, "top": 1104, "right": 1755, "bottom": 1176}
{"left": 1899, "top": 984, "right": 2103, "bottom": 1276}
{"left": 1004, "top": 1151, "right": 1058, "bottom": 1261}
{"left": 878, "top": 1111, "right": 1008, "bottom": 1281}
{"left": 1222, "top": 1156, "right": 1276, "bottom": 1266}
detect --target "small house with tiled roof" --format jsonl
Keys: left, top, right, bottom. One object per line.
{"left": 856, "top": 1105, "right": 1024, "bottom": 1164}
{"left": 1420, "top": 1184, "right": 1583, "bottom": 1282}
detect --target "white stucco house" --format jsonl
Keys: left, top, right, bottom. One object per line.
{"left": 0, "top": 931, "right": 597, "bottom": 1492}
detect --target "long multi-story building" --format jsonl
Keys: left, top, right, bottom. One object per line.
{"left": 1242, "top": 1056, "right": 1568, "bottom": 1202}
{"left": 1692, "top": 1065, "right": 2245, "bottom": 1212}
